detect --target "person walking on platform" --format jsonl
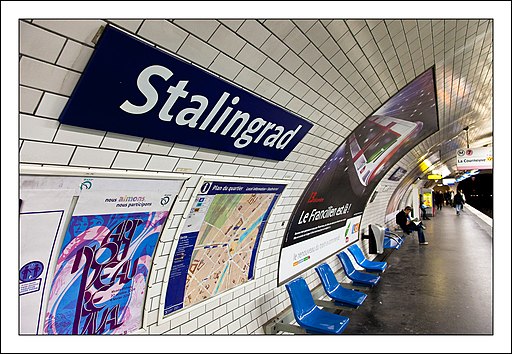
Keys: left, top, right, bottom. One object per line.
{"left": 444, "top": 191, "right": 450, "bottom": 206}
{"left": 435, "top": 192, "right": 443, "bottom": 211}
{"left": 396, "top": 206, "right": 428, "bottom": 245}
{"left": 454, "top": 190, "right": 465, "bottom": 215}
{"left": 459, "top": 190, "right": 466, "bottom": 210}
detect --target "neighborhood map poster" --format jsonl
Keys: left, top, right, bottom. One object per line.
{"left": 163, "top": 180, "right": 285, "bottom": 316}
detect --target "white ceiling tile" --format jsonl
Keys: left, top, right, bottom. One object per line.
{"left": 300, "top": 43, "right": 322, "bottom": 65}
{"left": 272, "top": 88, "right": 293, "bottom": 107}
{"left": 173, "top": 19, "right": 219, "bottom": 41}
{"left": 264, "top": 19, "right": 294, "bottom": 39}
{"left": 283, "top": 27, "right": 309, "bottom": 53}
{"left": 302, "top": 89, "right": 320, "bottom": 105}
{"left": 138, "top": 20, "right": 188, "bottom": 53}
{"left": 56, "top": 40, "right": 94, "bottom": 72}
{"left": 219, "top": 20, "right": 244, "bottom": 32}
{"left": 234, "top": 67, "right": 263, "bottom": 91}
{"left": 178, "top": 35, "right": 219, "bottom": 68}
{"left": 235, "top": 43, "right": 266, "bottom": 70}
{"left": 330, "top": 50, "right": 348, "bottom": 69}
{"left": 289, "top": 80, "right": 309, "bottom": 99}
{"left": 33, "top": 19, "right": 105, "bottom": 45}
{"left": 308, "top": 73, "right": 326, "bottom": 91}
{"left": 208, "top": 25, "right": 246, "bottom": 57}
{"left": 275, "top": 69, "right": 298, "bottom": 90}
{"left": 237, "top": 20, "right": 271, "bottom": 48}
{"left": 295, "top": 63, "right": 315, "bottom": 82}
{"left": 319, "top": 38, "right": 339, "bottom": 59}
{"left": 279, "top": 50, "right": 303, "bottom": 73}
{"left": 108, "top": 20, "right": 143, "bottom": 33}
{"left": 326, "top": 20, "right": 349, "bottom": 41}
{"left": 255, "top": 79, "right": 280, "bottom": 100}
{"left": 293, "top": 20, "right": 316, "bottom": 33}
{"left": 20, "top": 21, "right": 66, "bottom": 63}
{"left": 345, "top": 20, "right": 367, "bottom": 35}
{"left": 258, "top": 58, "right": 284, "bottom": 81}
{"left": 209, "top": 52, "right": 243, "bottom": 80}
{"left": 305, "top": 21, "right": 330, "bottom": 45}
{"left": 354, "top": 26, "right": 373, "bottom": 48}
{"left": 260, "top": 35, "right": 289, "bottom": 62}
{"left": 312, "top": 56, "right": 331, "bottom": 76}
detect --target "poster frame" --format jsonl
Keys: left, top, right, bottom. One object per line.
{"left": 19, "top": 164, "right": 190, "bottom": 334}
{"left": 157, "top": 175, "right": 289, "bottom": 325}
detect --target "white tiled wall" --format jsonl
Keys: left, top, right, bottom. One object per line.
{"left": 19, "top": 18, "right": 487, "bottom": 336}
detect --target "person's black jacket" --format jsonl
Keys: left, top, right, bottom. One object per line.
{"left": 453, "top": 193, "right": 464, "bottom": 205}
{"left": 396, "top": 210, "right": 408, "bottom": 231}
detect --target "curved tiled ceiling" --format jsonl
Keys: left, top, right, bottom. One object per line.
{"left": 264, "top": 19, "right": 493, "bottom": 182}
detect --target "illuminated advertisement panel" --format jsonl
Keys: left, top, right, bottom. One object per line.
{"left": 388, "top": 167, "right": 408, "bottom": 182}
{"left": 163, "top": 179, "right": 285, "bottom": 316}
{"left": 278, "top": 67, "right": 439, "bottom": 285}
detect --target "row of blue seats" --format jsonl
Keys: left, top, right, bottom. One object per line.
{"left": 285, "top": 243, "right": 388, "bottom": 335}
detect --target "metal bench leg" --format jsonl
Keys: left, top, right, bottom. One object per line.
{"left": 314, "top": 299, "right": 356, "bottom": 311}
{"left": 264, "top": 318, "right": 307, "bottom": 334}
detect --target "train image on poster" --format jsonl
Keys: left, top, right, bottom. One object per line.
{"left": 163, "top": 179, "right": 286, "bottom": 317}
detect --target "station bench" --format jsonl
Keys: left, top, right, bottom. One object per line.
{"left": 315, "top": 263, "right": 367, "bottom": 309}
{"left": 384, "top": 228, "right": 405, "bottom": 250}
{"left": 337, "top": 251, "right": 380, "bottom": 288}
{"left": 284, "top": 277, "right": 350, "bottom": 334}
{"left": 347, "top": 244, "right": 387, "bottom": 273}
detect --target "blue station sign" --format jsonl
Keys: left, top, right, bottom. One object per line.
{"left": 58, "top": 25, "right": 312, "bottom": 161}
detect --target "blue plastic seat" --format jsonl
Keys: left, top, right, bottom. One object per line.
{"left": 347, "top": 244, "right": 387, "bottom": 273}
{"left": 337, "top": 252, "right": 380, "bottom": 287}
{"left": 383, "top": 237, "right": 401, "bottom": 249}
{"left": 315, "top": 263, "right": 367, "bottom": 308}
{"left": 285, "top": 277, "right": 350, "bottom": 334}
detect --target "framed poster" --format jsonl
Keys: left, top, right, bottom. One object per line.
{"left": 19, "top": 166, "right": 187, "bottom": 335}
{"left": 19, "top": 186, "right": 77, "bottom": 334}
{"left": 160, "top": 177, "right": 286, "bottom": 319}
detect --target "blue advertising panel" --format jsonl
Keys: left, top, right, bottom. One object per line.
{"left": 164, "top": 180, "right": 285, "bottom": 316}
{"left": 58, "top": 25, "right": 312, "bottom": 161}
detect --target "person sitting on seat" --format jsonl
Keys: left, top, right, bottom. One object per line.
{"left": 396, "top": 206, "right": 429, "bottom": 245}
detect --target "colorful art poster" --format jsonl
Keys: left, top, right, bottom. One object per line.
{"left": 44, "top": 184, "right": 181, "bottom": 335}
{"left": 19, "top": 188, "right": 76, "bottom": 334}
{"left": 278, "top": 67, "right": 439, "bottom": 285}
{"left": 163, "top": 180, "right": 286, "bottom": 316}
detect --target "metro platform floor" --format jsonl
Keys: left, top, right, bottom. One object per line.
{"left": 339, "top": 206, "right": 492, "bottom": 335}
